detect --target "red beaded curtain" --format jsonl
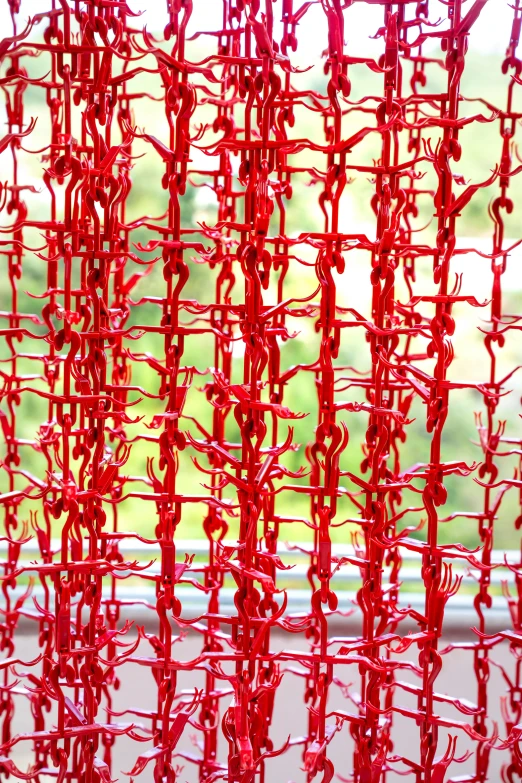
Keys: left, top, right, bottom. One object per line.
{"left": 1, "top": 0, "right": 522, "bottom": 781}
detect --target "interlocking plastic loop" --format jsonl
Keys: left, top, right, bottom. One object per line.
{"left": 1, "top": 1, "right": 522, "bottom": 781}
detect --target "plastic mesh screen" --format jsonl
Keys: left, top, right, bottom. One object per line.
{"left": 1, "top": 1, "right": 522, "bottom": 781}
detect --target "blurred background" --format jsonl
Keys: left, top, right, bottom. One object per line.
{"left": 1, "top": 0, "right": 522, "bottom": 553}
{"left": 1, "top": 2, "right": 522, "bottom": 781}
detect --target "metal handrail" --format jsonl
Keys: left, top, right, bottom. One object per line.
{"left": 1, "top": 540, "right": 518, "bottom": 620}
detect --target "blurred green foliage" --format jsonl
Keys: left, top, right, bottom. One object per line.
{"left": 1, "top": 42, "right": 522, "bottom": 551}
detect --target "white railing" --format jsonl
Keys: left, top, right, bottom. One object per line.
{"left": 0, "top": 540, "right": 517, "bottom": 625}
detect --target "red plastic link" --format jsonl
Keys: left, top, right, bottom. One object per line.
{"left": 1, "top": 1, "right": 522, "bottom": 781}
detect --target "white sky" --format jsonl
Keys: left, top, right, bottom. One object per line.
{"left": 0, "top": 1, "right": 516, "bottom": 59}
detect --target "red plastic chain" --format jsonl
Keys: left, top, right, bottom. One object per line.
{"left": 1, "top": 1, "right": 522, "bottom": 781}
